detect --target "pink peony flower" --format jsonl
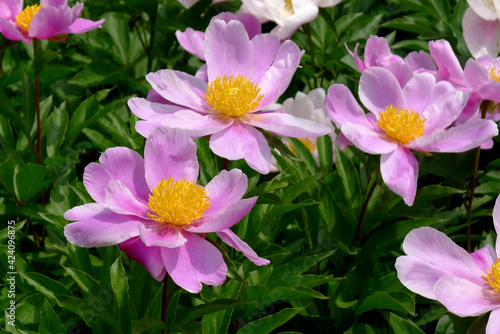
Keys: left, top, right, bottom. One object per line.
{"left": 462, "top": 0, "right": 500, "bottom": 58}
{"left": 326, "top": 67, "right": 498, "bottom": 205}
{"left": 0, "top": 0, "right": 104, "bottom": 44}
{"left": 128, "top": 19, "right": 331, "bottom": 174}
{"left": 64, "top": 128, "right": 269, "bottom": 293}
{"left": 395, "top": 195, "right": 500, "bottom": 333}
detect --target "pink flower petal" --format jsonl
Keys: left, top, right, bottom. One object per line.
{"left": 471, "top": 244, "right": 497, "bottom": 274}
{"left": 380, "top": 147, "right": 418, "bottom": 205}
{"left": 118, "top": 236, "right": 166, "bottom": 281}
{"left": 486, "top": 308, "right": 500, "bottom": 334}
{"left": 405, "top": 50, "right": 437, "bottom": 73}
{"left": 346, "top": 43, "right": 367, "bottom": 72}
{"left": 176, "top": 28, "right": 206, "bottom": 61}
{"left": 212, "top": 12, "right": 261, "bottom": 39}
{"left": 402, "top": 72, "right": 436, "bottom": 113}
{"left": 146, "top": 70, "right": 208, "bottom": 111}
{"left": 83, "top": 162, "right": 112, "bottom": 204}
{"left": 386, "top": 61, "right": 414, "bottom": 87}
{"left": 104, "top": 180, "right": 150, "bottom": 218}
{"left": 359, "top": 67, "right": 405, "bottom": 116}
{"left": 187, "top": 197, "right": 257, "bottom": 233}
{"left": 429, "top": 39, "right": 465, "bottom": 87}
{"left": 204, "top": 19, "right": 253, "bottom": 81}
{"left": 249, "top": 33, "right": 280, "bottom": 84}
{"left": 204, "top": 169, "right": 249, "bottom": 216}
{"left": 402, "top": 227, "right": 485, "bottom": 285}
{"left": 420, "top": 90, "right": 469, "bottom": 136}
{"left": 64, "top": 206, "right": 141, "bottom": 247}
{"left": 139, "top": 223, "right": 187, "bottom": 248}
{"left": 463, "top": 8, "right": 500, "bottom": 58}
{"left": 209, "top": 123, "right": 272, "bottom": 174}
{"left": 98, "top": 146, "right": 150, "bottom": 201}
{"left": 435, "top": 276, "right": 498, "bottom": 317}
{"left": 160, "top": 110, "right": 232, "bottom": 138}
{"left": 364, "top": 35, "right": 404, "bottom": 68}
{"left": 0, "top": 0, "right": 22, "bottom": 21}
{"left": 341, "top": 122, "right": 398, "bottom": 154}
{"left": 249, "top": 111, "right": 331, "bottom": 137}
{"left": 466, "top": 0, "right": 499, "bottom": 21}
{"left": 464, "top": 58, "right": 492, "bottom": 92}
{"left": 407, "top": 119, "right": 498, "bottom": 153}
{"left": 64, "top": 18, "right": 104, "bottom": 34}
{"left": 270, "top": 3, "right": 318, "bottom": 39}
{"left": 135, "top": 120, "right": 163, "bottom": 138}
{"left": 326, "top": 84, "right": 372, "bottom": 128}
{"left": 144, "top": 128, "right": 199, "bottom": 190}
{"left": 217, "top": 229, "right": 270, "bottom": 266}
{"left": 29, "top": 2, "right": 82, "bottom": 39}
{"left": 493, "top": 195, "right": 500, "bottom": 252}
{"left": 127, "top": 97, "right": 185, "bottom": 122}
{"left": 161, "top": 233, "right": 227, "bottom": 293}
{"left": 64, "top": 202, "right": 107, "bottom": 221}
{"left": 477, "top": 81, "right": 500, "bottom": 102}
{"left": 0, "top": 18, "right": 30, "bottom": 43}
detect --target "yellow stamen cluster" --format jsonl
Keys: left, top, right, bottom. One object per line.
{"left": 15, "top": 4, "right": 43, "bottom": 33}
{"left": 147, "top": 177, "right": 210, "bottom": 226}
{"left": 205, "top": 74, "right": 263, "bottom": 119}
{"left": 484, "top": 258, "right": 500, "bottom": 294}
{"left": 284, "top": 0, "right": 295, "bottom": 18}
{"left": 488, "top": 66, "right": 500, "bottom": 82}
{"left": 289, "top": 138, "right": 317, "bottom": 155}
{"left": 376, "top": 105, "right": 426, "bottom": 145}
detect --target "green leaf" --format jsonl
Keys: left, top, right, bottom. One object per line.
{"left": 288, "top": 137, "right": 319, "bottom": 174}
{"left": 335, "top": 146, "right": 362, "bottom": 213}
{"left": 355, "top": 291, "right": 415, "bottom": 316}
{"left": 21, "top": 70, "right": 35, "bottom": 137}
{"left": 0, "top": 87, "right": 24, "bottom": 134}
{"left": 38, "top": 298, "right": 66, "bottom": 334}
{"left": 317, "top": 134, "right": 333, "bottom": 171}
{"left": 45, "top": 106, "right": 68, "bottom": 158}
{"left": 177, "top": 299, "right": 242, "bottom": 326}
{"left": 266, "top": 286, "right": 329, "bottom": 301}
{"left": 18, "top": 271, "right": 73, "bottom": 301}
{"left": 132, "top": 317, "right": 168, "bottom": 334}
{"left": 237, "top": 307, "right": 304, "bottom": 334}
{"left": 103, "top": 12, "right": 131, "bottom": 67}
{"left": 110, "top": 256, "right": 131, "bottom": 334}
{"left": 385, "top": 311, "right": 425, "bottom": 334}
{"left": 82, "top": 127, "right": 116, "bottom": 151}
{"left": 68, "top": 242, "right": 94, "bottom": 276}
{"left": 14, "top": 163, "right": 51, "bottom": 204}
{"left": 280, "top": 170, "right": 326, "bottom": 203}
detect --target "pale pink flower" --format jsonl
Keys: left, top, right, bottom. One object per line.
{"left": 0, "top": 0, "right": 104, "bottom": 44}
{"left": 462, "top": 0, "right": 500, "bottom": 58}
{"left": 64, "top": 128, "right": 269, "bottom": 293}
{"left": 396, "top": 195, "right": 500, "bottom": 333}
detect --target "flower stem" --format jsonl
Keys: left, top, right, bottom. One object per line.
{"left": 34, "top": 39, "right": 41, "bottom": 166}
{"left": 354, "top": 160, "right": 379, "bottom": 243}
{"left": 161, "top": 274, "right": 174, "bottom": 332}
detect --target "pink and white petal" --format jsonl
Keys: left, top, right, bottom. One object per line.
{"left": 176, "top": 28, "right": 206, "bottom": 61}
{"left": 435, "top": 276, "right": 498, "bottom": 317}
{"left": 402, "top": 72, "right": 436, "bottom": 113}
{"left": 405, "top": 50, "right": 437, "bottom": 72}
{"left": 99, "top": 146, "right": 150, "bottom": 201}
{"left": 128, "top": 97, "right": 184, "bottom": 122}
{"left": 118, "top": 236, "right": 166, "bottom": 281}
{"left": 493, "top": 195, "right": 500, "bottom": 252}
{"left": 186, "top": 197, "right": 257, "bottom": 233}
{"left": 144, "top": 127, "right": 199, "bottom": 189}
{"left": 249, "top": 33, "right": 280, "bottom": 83}
{"left": 64, "top": 202, "right": 107, "bottom": 221}
{"left": 466, "top": 0, "right": 499, "bottom": 20}
{"left": 341, "top": 122, "right": 398, "bottom": 154}
{"left": 359, "top": 67, "right": 405, "bottom": 117}
{"left": 486, "top": 308, "right": 500, "bottom": 334}
{"left": 29, "top": 3, "right": 81, "bottom": 39}
{"left": 203, "top": 169, "right": 248, "bottom": 216}
{"left": 204, "top": 19, "right": 253, "bottom": 81}
{"left": 135, "top": 120, "right": 164, "bottom": 138}
{"left": 146, "top": 70, "right": 208, "bottom": 111}
{"left": 160, "top": 110, "right": 232, "bottom": 138}
{"left": 139, "top": 223, "right": 187, "bottom": 248}
{"left": 257, "top": 40, "right": 304, "bottom": 109}
{"left": 249, "top": 111, "right": 331, "bottom": 137}
{"left": 463, "top": 8, "right": 500, "bottom": 59}
{"left": 402, "top": 226, "right": 485, "bottom": 285}
{"left": 464, "top": 58, "right": 492, "bottom": 92}
{"left": 83, "top": 162, "right": 112, "bottom": 204}
{"left": 380, "top": 147, "right": 417, "bottom": 206}
{"left": 161, "top": 233, "right": 227, "bottom": 293}
{"left": 217, "top": 229, "right": 270, "bottom": 266}
{"left": 104, "top": 180, "right": 150, "bottom": 218}
{"left": 395, "top": 255, "right": 454, "bottom": 299}
{"left": 407, "top": 119, "right": 498, "bottom": 153}
{"left": 195, "top": 63, "right": 208, "bottom": 82}
{"left": 209, "top": 123, "right": 272, "bottom": 174}
{"left": 64, "top": 209, "right": 141, "bottom": 247}
{"left": 471, "top": 244, "right": 497, "bottom": 274}
{"left": 326, "top": 84, "right": 372, "bottom": 128}
{"left": 420, "top": 90, "right": 469, "bottom": 135}
{"left": 0, "top": 18, "right": 30, "bottom": 43}
{"left": 429, "top": 39, "right": 465, "bottom": 87}
{"left": 64, "top": 18, "right": 104, "bottom": 34}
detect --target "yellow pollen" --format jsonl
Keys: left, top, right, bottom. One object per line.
{"left": 205, "top": 74, "right": 263, "bottom": 119}
{"left": 284, "top": 0, "right": 295, "bottom": 18}
{"left": 488, "top": 66, "right": 500, "bottom": 82}
{"left": 147, "top": 177, "right": 210, "bottom": 226}
{"left": 484, "top": 258, "right": 500, "bottom": 294}
{"left": 289, "top": 138, "right": 317, "bottom": 155}
{"left": 376, "top": 105, "right": 426, "bottom": 145}
{"left": 15, "top": 4, "right": 43, "bottom": 33}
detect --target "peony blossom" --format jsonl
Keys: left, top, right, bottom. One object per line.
{"left": 462, "top": 1, "right": 500, "bottom": 58}
{"left": 395, "top": 195, "right": 500, "bottom": 333}
{"left": 64, "top": 128, "right": 269, "bottom": 293}
{"left": 326, "top": 66, "right": 498, "bottom": 205}
{"left": 128, "top": 19, "right": 331, "bottom": 174}
{"left": 239, "top": 0, "right": 341, "bottom": 39}
{"left": 0, "top": 0, "right": 104, "bottom": 44}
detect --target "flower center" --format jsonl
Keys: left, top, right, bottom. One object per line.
{"left": 288, "top": 138, "right": 317, "bottom": 155}
{"left": 488, "top": 66, "right": 500, "bottom": 82}
{"left": 376, "top": 105, "right": 426, "bottom": 144}
{"left": 147, "top": 177, "right": 210, "bottom": 226}
{"left": 284, "top": 0, "right": 295, "bottom": 18}
{"left": 15, "top": 4, "right": 43, "bottom": 33}
{"left": 205, "top": 74, "right": 263, "bottom": 119}
{"left": 484, "top": 258, "right": 500, "bottom": 294}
